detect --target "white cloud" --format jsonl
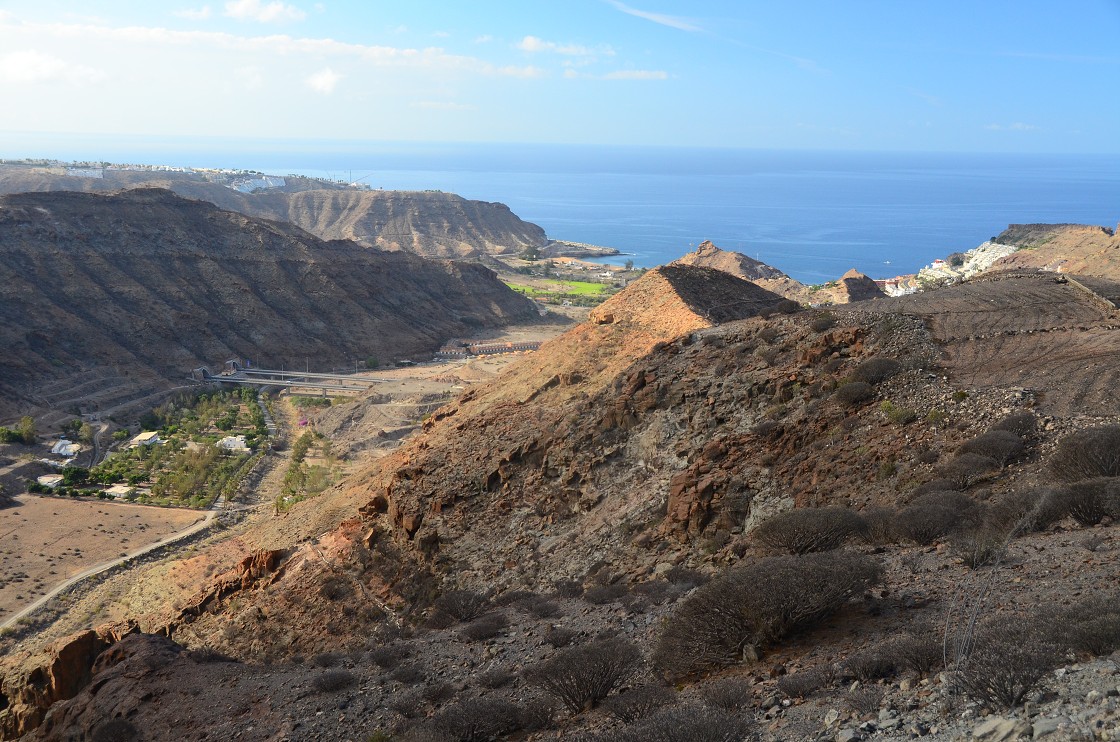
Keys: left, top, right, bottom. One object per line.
{"left": 473, "top": 35, "right": 493, "bottom": 44}
{"left": 174, "top": 6, "right": 212, "bottom": 20}
{"left": 433, "top": 31, "right": 450, "bottom": 38}
{"left": 516, "top": 35, "right": 611, "bottom": 57}
{"left": 0, "top": 50, "right": 105, "bottom": 84}
{"left": 604, "top": 0, "right": 700, "bottom": 32}
{"left": 602, "top": 69, "right": 668, "bottom": 80}
{"left": 224, "top": 0, "right": 306, "bottom": 23}
{"left": 985, "top": 122, "right": 1038, "bottom": 131}
{"left": 305, "top": 66, "right": 340, "bottom": 93}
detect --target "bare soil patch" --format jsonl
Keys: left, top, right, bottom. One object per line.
{"left": 0, "top": 495, "right": 202, "bottom": 624}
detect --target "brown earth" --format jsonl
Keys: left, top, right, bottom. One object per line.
{"left": 0, "top": 496, "right": 203, "bottom": 625}
{"left": 990, "top": 223, "right": 1120, "bottom": 278}
{"left": 6, "top": 265, "right": 1120, "bottom": 739}
{"left": 0, "top": 188, "right": 540, "bottom": 422}
{"left": 0, "top": 166, "right": 547, "bottom": 259}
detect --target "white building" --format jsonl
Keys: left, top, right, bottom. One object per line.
{"left": 217, "top": 435, "right": 250, "bottom": 453}
{"left": 129, "top": 431, "right": 162, "bottom": 448}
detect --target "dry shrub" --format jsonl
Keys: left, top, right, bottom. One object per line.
{"left": 849, "top": 357, "right": 902, "bottom": 384}
{"left": 553, "top": 579, "right": 584, "bottom": 599}
{"left": 664, "top": 566, "right": 708, "bottom": 588}
{"left": 584, "top": 583, "right": 629, "bottom": 605}
{"left": 475, "top": 667, "right": 515, "bottom": 689}
{"left": 845, "top": 685, "right": 885, "bottom": 715}
{"left": 368, "top": 645, "right": 410, "bottom": 670}
{"left": 893, "top": 504, "right": 961, "bottom": 545}
{"left": 911, "top": 478, "right": 961, "bottom": 496}
{"left": 952, "top": 617, "right": 1063, "bottom": 709}
{"left": 777, "top": 667, "right": 832, "bottom": 698}
{"left": 958, "top": 430, "right": 1025, "bottom": 467}
{"left": 950, "top": 525, "right": 1009, "bottom": 568}
{"left": 313, "top": 668, "right": 356, "bottom": 693}
{"left": 909, "top": 489, "right": 976, "bottom": 513}
{"left": 1051, "top": 425, "right": 1120, "bottom": 482}
{"left": 389, "top": 689, "right": 425, "bottom": 718}
{"left": 700, "top": 676, "right": 755, "bottom": 710}
{"left": 834, "top": 381, "right": 875, "bottom": 408}
{"left": 521, "top": 595, "right": 562, "bottom": 618}
{"left": 858, "top": 506, "right": 896, "bottom": 545}
{"left": 985, "top": 487, "right": 1066, "bottom": 534}
{"left": 599, "top": 706, "right": 753, "bottom": 742}
{"left": 776, "top": 299, "right": 801, "bottom": 314}
{"left": 841, "top": 649, "right": 896, "bottom": 682}
{"left": 652, "top": 552, "right": 882, "bottom": 677}
{"left": 435, "top": 589, "right": 492, "bottom": 622}
{"left": 937, "top": 453, "right": 1000, "bottom": 489}
{"left": 1062, "top": 595, "right": 1120, "bottom": 656}
{"left": 602, "top": 685, "right": 676, "bottom": 722}
{"left": 423, "top": 681, "right": 457, "bottom": 706}
{"left": 1054, "top": 477, "right": 1120, "bottom": 526}
{"left": 458, "top": 612, "right": 508, "bottom": 642}
{"left": 319, "top": 574, "right": 352, "bottom": 601}
{"left": 424, "top": 698, "right": 523, "bottom": 741}
{"left": 751, "top": 507, "right": 866, "bottom": 555}
{"left": 523, "top": 637, "right": 642, "bottom": 713}
{"left": 312, "top": 651, "right": 343, "bottom": 668}
{"left": 888, "top": 633, "right": 943, "bottom": 676}
{"left": 809, "top": 314, "right": 835, "bottom": 332}
{"left": 990, "top": 411, "right": 1038, "bottom": 438}
{"left": 545, "top": 626, "right": 578, "bottom": 648}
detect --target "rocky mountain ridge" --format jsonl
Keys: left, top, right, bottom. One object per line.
{"left": 0, "top": 188, "right": 540, "bottom": 418}
{"left": 0, "top": 166, "right": 547, "bottom": 259}
{"left": 675, "top": 240, "right": 886, "bottom": 305}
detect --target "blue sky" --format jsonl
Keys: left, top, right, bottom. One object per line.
{"left": 1, "top": 0, "right": 1119, "bottom": 152}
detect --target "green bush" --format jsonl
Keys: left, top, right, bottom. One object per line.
{"left": 880, "top": 401, "right": 918, "bottom": 425}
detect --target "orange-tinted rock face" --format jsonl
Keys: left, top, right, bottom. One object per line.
{"left": 0, "top": 630, "right": 110, "bottom": 738}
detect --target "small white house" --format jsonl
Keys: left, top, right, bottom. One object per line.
{"left": 129, "top": 431, "right": 162, "bottom": 448}
{"left": 36, "top": 474, "right": 64, "bottom": 489}
{"left": 217, "top": 435, "right": 250, "bottom": 453}
{"left": 51, "top": 439, "right": 81, "bottom": 457}
{"left": 105, "top": 484, "right": 135, "bottom": 499}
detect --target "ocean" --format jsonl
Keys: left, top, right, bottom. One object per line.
{"left": 13, "top": 137, "right": 1120, "bottom": 284}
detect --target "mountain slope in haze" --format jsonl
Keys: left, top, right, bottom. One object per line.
{"left": 0, "top": 166, "right": 547, "bottom": 259}
{"left": 0, "top": 188, "right": 540, "bottom": 413}
{"left": 674, "top": 240, "right": 885, "bottom": 304}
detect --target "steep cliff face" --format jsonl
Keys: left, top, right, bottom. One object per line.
{"left": 0, "top": 167, "right": 548, "bottom": 259}
{"left": 0, "top": 189, "right": 539, "bottom": 408}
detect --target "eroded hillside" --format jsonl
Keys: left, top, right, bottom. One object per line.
{"left": 4, "top": 267, "right": 1120, "bottom": 741}
{"left": 0, "top": 188, "right": 540, "bottom": 418}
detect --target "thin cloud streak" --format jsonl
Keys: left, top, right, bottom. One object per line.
{"left": 604, "top": 0, "right": 700, "bottom": 32}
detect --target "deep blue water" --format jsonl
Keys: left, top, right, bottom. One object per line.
{"left": 9, "top": 137, "right": 1119, "bottom": 284}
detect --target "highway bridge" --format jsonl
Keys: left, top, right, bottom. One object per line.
{"left": 200, "top": 364, "right": 388, "bottom": 395}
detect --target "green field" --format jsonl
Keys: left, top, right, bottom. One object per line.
{"left": 504, "top": 279, "right": 609, "bottom": 297}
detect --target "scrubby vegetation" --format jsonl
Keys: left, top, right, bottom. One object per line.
{"left": 653, "top": 552, "right": 882, "bottom": 677}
